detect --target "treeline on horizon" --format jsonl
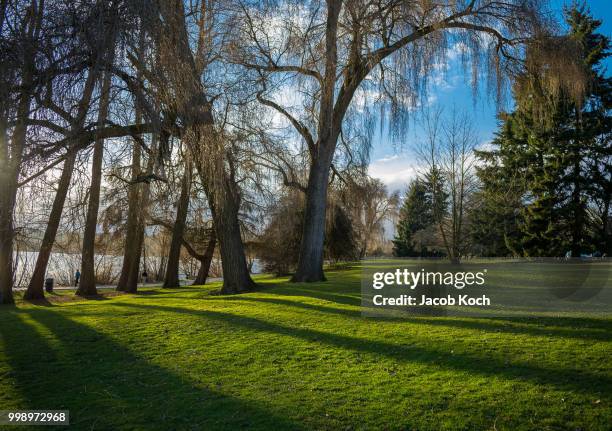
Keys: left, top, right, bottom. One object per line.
{"left": 1, "top": 0, "right": 610, "bottom": 304}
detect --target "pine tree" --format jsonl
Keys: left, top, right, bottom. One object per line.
{"left": 325, "top": 205, "right": 359, "bottom": 262}
{"left": 471, "top": 126, "right": 524, "bottom": 256}
{"left": 474, "top": 4, "right": 611, "bottom": 257}
{"left": 564, "top": 5, "right": 612, "bottom": 254}
{"left": 393, "top": 180, "right": 427, "bottom": 256}
{"left": 392, "top": 178, "right": 442, "bottom": 257}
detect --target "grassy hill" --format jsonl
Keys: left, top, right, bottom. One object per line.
{"left": 1, "top": 267, "right": 610, "bottom": 430}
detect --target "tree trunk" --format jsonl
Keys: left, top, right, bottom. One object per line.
{"left": 292, "top": 155, "right": 332, "bottom": 282}
{"left": 117, "top": 125, "right": 143, "bottom": 292}
{"left": 125, "top": 225, "right": 144, "bottom": 292}
{"left": 117, "top": 190, "right": 141, "bottom": 291}
{"left": 163, "top": 162, "right": 192, "bottom": 288}
{"left": 192, "top": 231, "right": 216, "bottom": 286}
{"left": 207, "top": 175, "right": 256, "bottom": 294}
{"left": 145, "top": 0, "right": 255, "bottom": 295}
{"left": 116, "top": 173, "right": 146, "bottom": 293}
{"left": 193, "top": 229, "right": 217, "bottom": 286}
{"left": 117, "top": 135, "right": 156, "bottom": 293}
{"left": 0, "top": 111, "right": 26, "bottom": 304}
{"left": 602, "top": 194, "right": 611, "bottom": 255}
{"left": 570, "top": 157, "right": 583, "bottom": 257}
{"left": 77, "top": 71, "right": 112, "bottom": 296}
{"left": 0, "top": 115, "right": 21, "bottom": 304}
{"left": 0, "top": 7, "right": 38, "bottom": 303}
{"left": 156, "top": 255, "right": 166, "bottom": 281}
{"left": 24, "top": 45, "right": 99, "bottom": 298}
{"left": 0, "top": 168, "right": 17, "bottom": 304}
{"left": 24, "top": 152, "right": 77, "bottom": 299}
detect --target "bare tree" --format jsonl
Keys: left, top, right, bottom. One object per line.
{"left": 130, "top": 0, "right": 256, "bottom": 293}
{"left": 233, "top": 0, "right": 560, "bottom": 281}
{"left": 77, "top": 69, "right": 113, "bottom": 296}
{"left": 1, "top": 0, "right": 44, "bottom": 303}
{"left": 338, "top": 173, "right": 398, "bottom": 257}
{"left": 417, "top": 108, "right": 478, "bottom": 262}
{"left": 25, "top": 3, "right": 117, "bottom": 299}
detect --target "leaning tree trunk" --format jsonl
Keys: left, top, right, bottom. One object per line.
{"left": 292, "top": 154, "right": 333, "bottom": 282}
{"left": 163, "top": 162, "right": 192, "bottom": 288}
{"left": 24, "top": 50, "right": 99, "bottom": 299}
{"left": 144, "top": 0, "right": 255, "bottom": 295}
{"left": 77, "top": 71, "right": 112, "bottom": 296}
{"left": 192, "top": 231, "right": 216, "bottom": 286}
{"left": 24, "top": 152, "right": 77, "bottom": 299}
{"left": 185, "top": 107, "right": 255, "bottom": 294}
{"left": 206, "top": 174, "right": 256, "bottom": 294}
{"left": 116, "top": 180, "right": 146, "bottom": 293}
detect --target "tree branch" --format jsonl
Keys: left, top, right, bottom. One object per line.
{"left": 256, "top": 91, "right": 316, "bottom": 156}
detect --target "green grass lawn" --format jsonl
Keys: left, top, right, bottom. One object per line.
{"left": 1, "top": 266, "right": 610, "bottom": 430}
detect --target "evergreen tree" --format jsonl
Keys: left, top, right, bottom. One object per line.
{"left": 471, "top": 128, "right": 524, "bottom": 256}
{"left": 392, "top": 176, "right": 446, "bottom": 257}
{"left": 474, "top": 4, "right": 611, "bottom": 257}
{"left": 393, "top": 180, "right": 429, "bottom": 256}
{"left": 564, "top": 5, "right": 612, "bottom": 254}
{"left": 325, "top": 205, "right": 359, "bottom": 262}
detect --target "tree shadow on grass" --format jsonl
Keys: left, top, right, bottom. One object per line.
{"left": 135, "top": 289, "right": 195, "bottom": 297}
{"left": 0, "top": 308, "right": 304, "bottom": 431}
{"left": 405, "top": 315, "right": 612, "bottom": 343}
{"left": 113, "top": 302, "right": 612, "bottom": 399}
{"left": 227, "top": 296, "right": 612, "bottom": 343}
{"left": 261, "top": 285, "right": 361, "bottom": 306}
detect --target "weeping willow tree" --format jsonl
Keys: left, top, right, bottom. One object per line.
{"left": 232, "top": 0, "right": 583, "bottom": 282}
{"left": 126, "top": 0, "right": 257, "bottom": 294}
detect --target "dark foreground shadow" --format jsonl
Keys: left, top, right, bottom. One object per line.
{"left": 113, "top": 302, "right": 612, "bottom": 399}
{"left": 0, "top": 308, "right": 303, "bottom": 431}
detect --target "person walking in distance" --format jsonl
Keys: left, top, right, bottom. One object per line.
{"left": 75, "top": 270, "right": 81, "bottom": 287}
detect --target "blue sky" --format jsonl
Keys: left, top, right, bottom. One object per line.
{"left": 368, "top": 0, "right": 612, "bottom": 193}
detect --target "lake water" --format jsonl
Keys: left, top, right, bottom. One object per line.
{"left": 13, "top": 251, "right": 262, "bottom": 287}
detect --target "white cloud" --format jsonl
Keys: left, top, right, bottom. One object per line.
{"left": 368, "top": 153, "right": 422, "bottom": 193}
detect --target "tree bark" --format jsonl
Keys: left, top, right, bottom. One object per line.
{"left": 116, "top": 128, "right": 142, "bottom": 292}
{"left": 117, "top": 134, "right": 143, "bottom": 292}
{"left": 207, "top": 175, "right": 256, "bottom": 294}
{"left": 24, "top": 151, "right": 77, "bottom": 298}
{"left": 0, "top": 167, "right": 18, "bottom": 304}
{"left": 77, "top": 70, "right": 112, "bottom": 296}
{"left": 292, "top": 150, "right": 334, "bottom": 282}
{"left": 117, "top": 132, "right": 157, "bottom": 293}
{"left": 192, "top": 231, "right": 216, "bottom": 285}
{"left": 163, "top": 161, "right": 192, "bottom": 288}
{"left": 126, "top": 224, "right": 145, "bottom": 292}
{"left": 291, "top": 1, "right": 341, "bottom": 283}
